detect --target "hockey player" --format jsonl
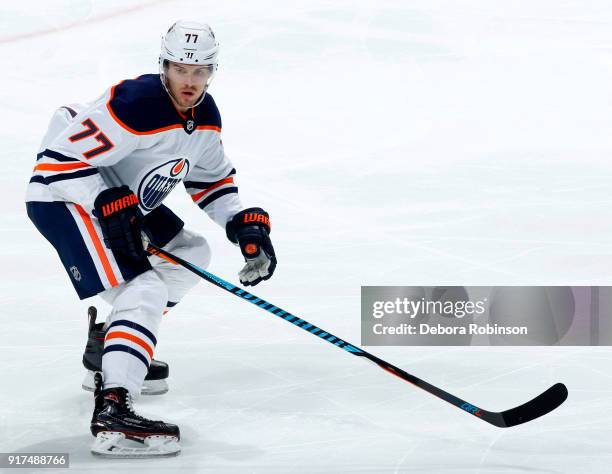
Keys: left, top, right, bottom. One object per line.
{"left": 25, "top": 20, "right": 277, "bottom": 457}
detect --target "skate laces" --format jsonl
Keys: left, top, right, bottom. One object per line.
{"left": 125, "top": 393, "right": 137, "bottom": 414}
{"left": 100, "top": 387, "right": 160, "bottom": 424}
{"left": 124, "top": 392, "right": 159, "bottom": 423}
{"left": 123, "top": 391, "right": 139, "bottom": 416}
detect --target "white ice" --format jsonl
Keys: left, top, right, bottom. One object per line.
{"left": 1, "top": 0, "right": 611, "bottom": 472}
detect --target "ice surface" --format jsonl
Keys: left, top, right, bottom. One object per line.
{"left": 1, "top": 0, "right": 611, "bottom": 472}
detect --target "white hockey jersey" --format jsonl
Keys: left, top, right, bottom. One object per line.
{"left": 26, "top": 74, "right": 242, "bottom": 227}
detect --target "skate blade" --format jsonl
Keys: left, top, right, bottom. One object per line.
{"left": 91, "top": 432, "right": 181, "bottom": 458}
{"left": 82, "top": 371, "right": 168, "bottom": 395}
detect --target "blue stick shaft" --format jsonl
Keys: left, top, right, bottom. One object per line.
{"left": 147, "top": 243, "right": 568, "bottom": 428}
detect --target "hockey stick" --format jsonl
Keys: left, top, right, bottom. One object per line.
{"left": 147, "top": 243, "right": 568, "bottom": 427}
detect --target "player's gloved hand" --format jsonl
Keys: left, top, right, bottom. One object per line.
{"left": 93, "top": 185, "right": 146, "bottom": 261}
{"left": 226, "top": 207, "right": 277, "bottom": 286}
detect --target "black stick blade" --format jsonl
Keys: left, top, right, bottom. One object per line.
{"left": 484, "top": 383, "right": 568, "bottom": 428}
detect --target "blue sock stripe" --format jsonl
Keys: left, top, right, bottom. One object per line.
{"left": 319, "top": 332, "right": 328, "bottom": 338}
{"left": 302, "top": 323, "right": 312, "bottom": 330}
{"left": 103, "top": 345, "right": 150, "bottom": 369}
{"left": 108, "top": 320, "right": 157, "bottom": 346}
{"left": 236, "top": 289, "right": 244, "bottom": 295}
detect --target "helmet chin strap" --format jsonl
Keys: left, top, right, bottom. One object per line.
{"left": 159, "top": 73, "right": 207, "bottom": 110}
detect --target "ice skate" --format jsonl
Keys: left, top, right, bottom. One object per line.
{"left": 82, "top": 307, "right": 169, "bottom": 395}
{"left": 90, "top": 374, "right": 180, "bottom": 458}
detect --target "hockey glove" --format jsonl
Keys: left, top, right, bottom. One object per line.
{"left": 226, "top": 207, "right": 277, "bottom": 286}
{"left": 93, "top": 186, "right": 146, "bottom": 261}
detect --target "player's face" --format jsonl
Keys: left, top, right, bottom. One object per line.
{"left": 165, "top": 62, "right": 214, "bottom": 109}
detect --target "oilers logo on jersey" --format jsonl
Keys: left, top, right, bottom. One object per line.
{"left": 138, "top": 158, "right": 190, "bottom": 211}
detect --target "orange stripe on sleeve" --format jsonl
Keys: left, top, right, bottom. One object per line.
{"left": 74, "top": 204, "right": 119, "bottom": 287}
{"left": 34, "top": 162, "right": 90, "bottom": 172}
{"left": 190, "top": 177, "right": 235, "bottom": 202}
{"left": 106, "top": 331, "right": 154, "bottom": 359}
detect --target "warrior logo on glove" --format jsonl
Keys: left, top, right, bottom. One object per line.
{"left": 93, "top": 186, "right": 149, "bottom": 268}
{"left": 226, "top": 207, "right": 277, "bottom": 286}
{"left": 242, "top": 211, "right": 271, "bottom": 228}
{"left": 99, "top": 193, "right": 139, "bottom": 217}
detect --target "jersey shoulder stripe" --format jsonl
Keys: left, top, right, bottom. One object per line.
{"left": 106, "top": 74, "right": 222, "bottom": 135}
